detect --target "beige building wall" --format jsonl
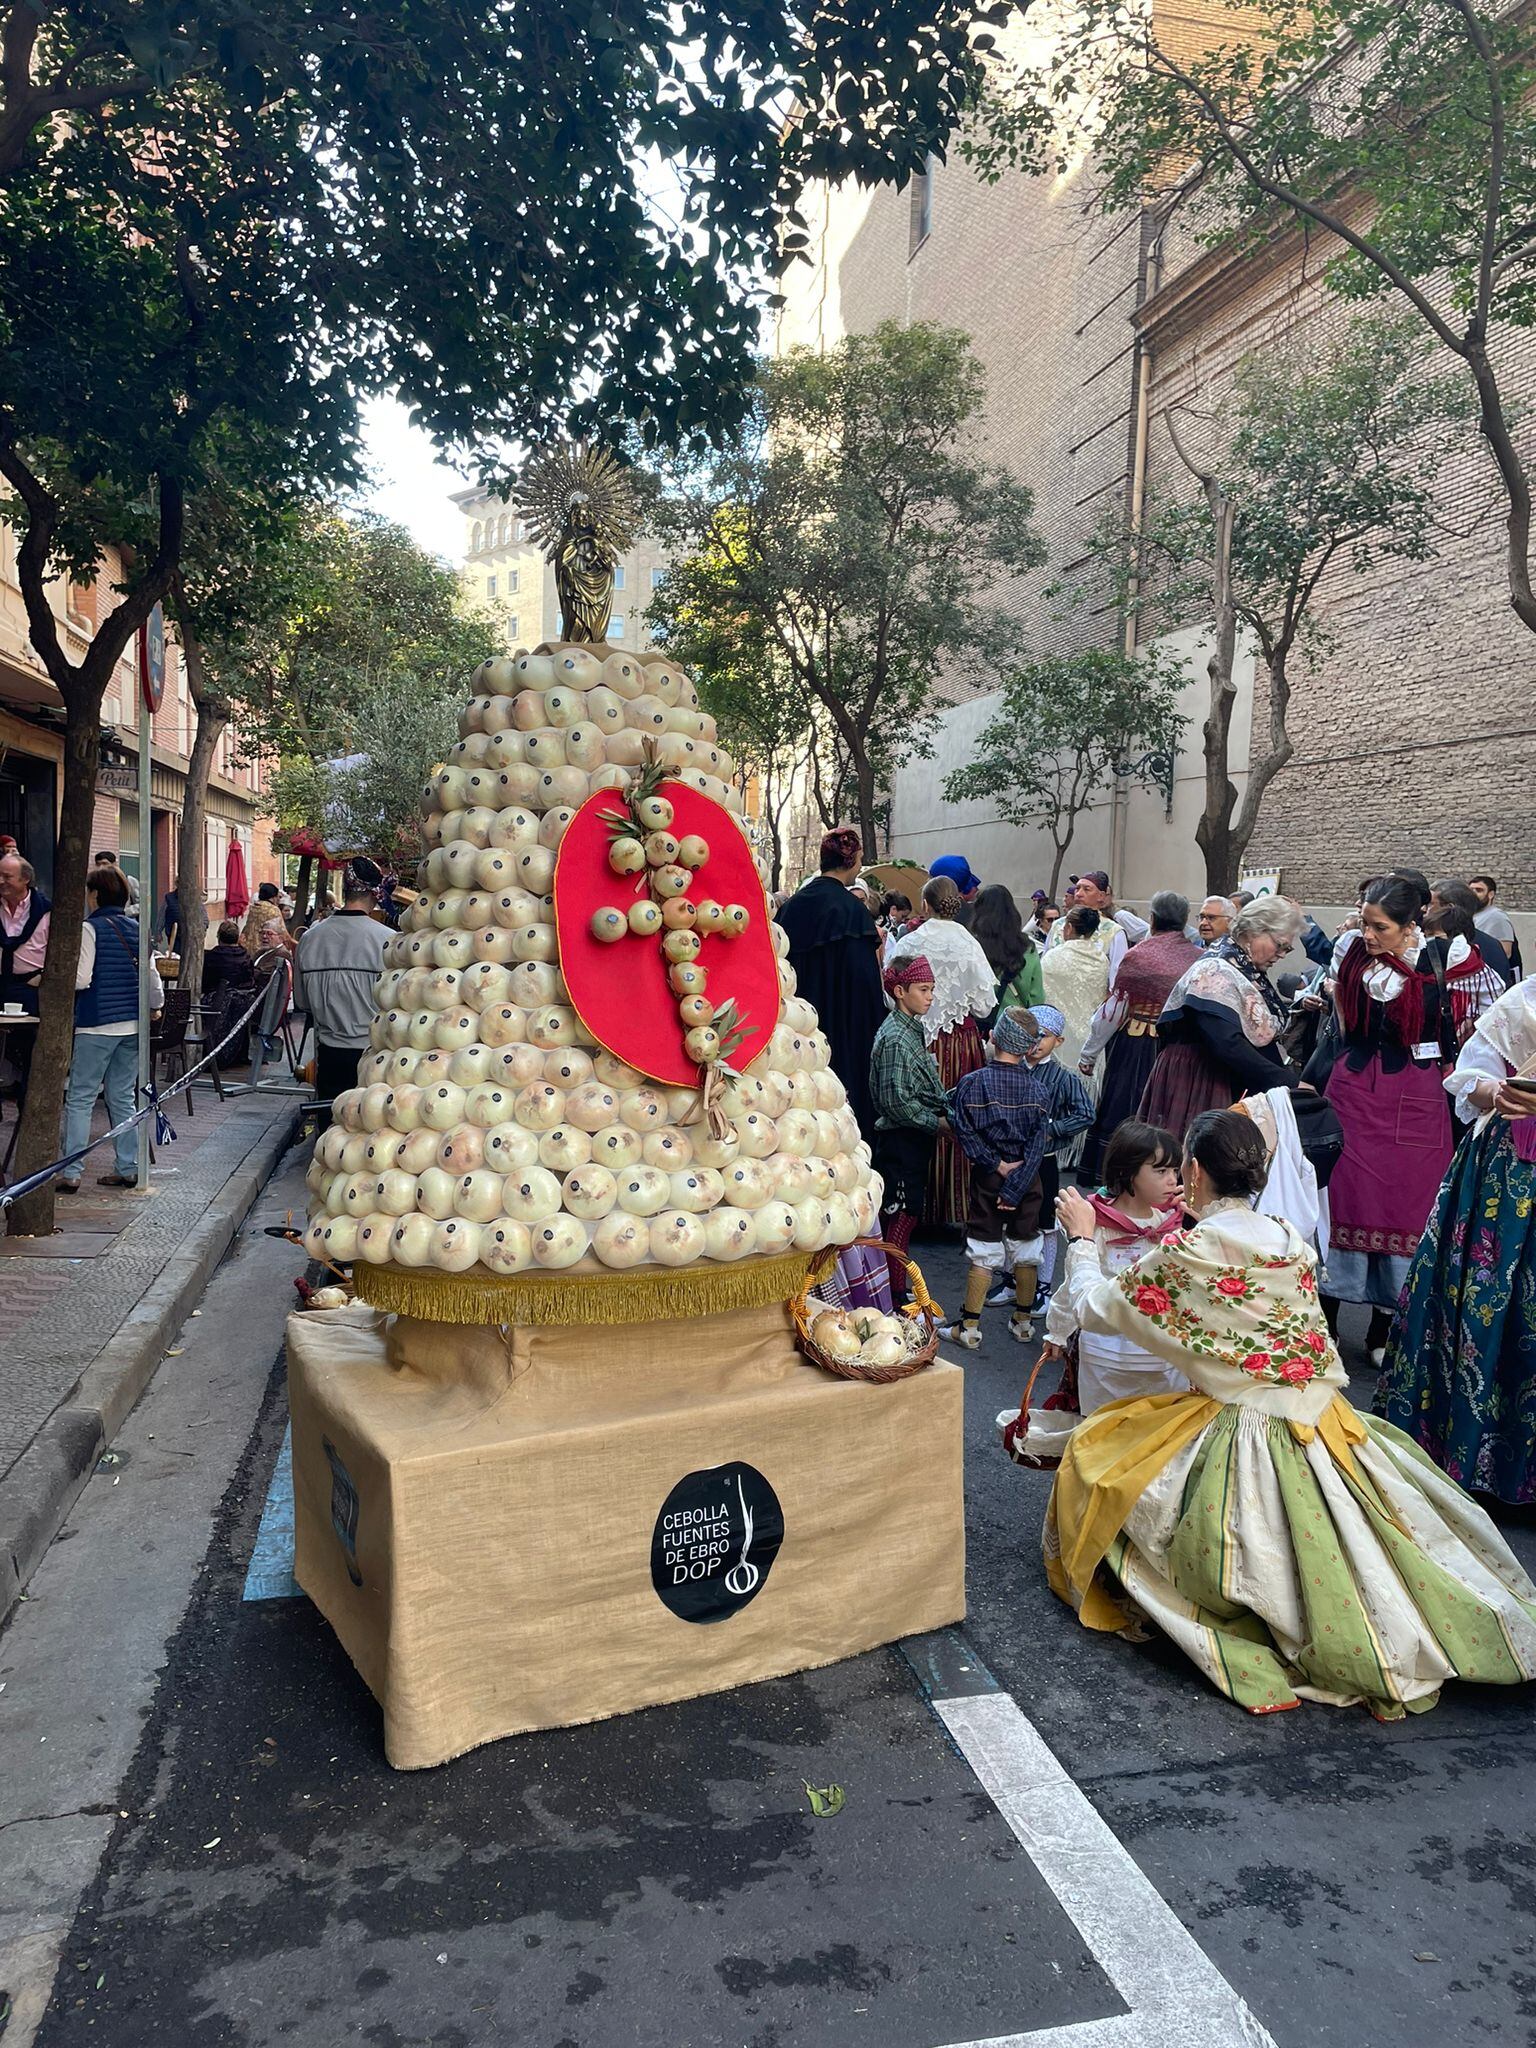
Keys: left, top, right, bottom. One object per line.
{"left": 775, "top": 5, "right": 1536, "bottom": 939}
{"left": 453, "top": 487, "right": 672, "bottom": 652}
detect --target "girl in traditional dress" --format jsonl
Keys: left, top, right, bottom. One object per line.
{"left": 885, "top": 875, "right": 997, "bottom": 1226}
{"left": 1374, "top": 974, "right": 1536, "bottom": 1502}
{"left": 1041, "top": 905, "right": 1111, "bottom": 1173}
{"left": 1000, "top": 1119, "right": 1186, "bottom": 1465}
{"left": 1043, "top": 1110, "right": 1536, "bottom": 1718}
{"left": 1301, "top": 874, "right": 1502, "bottom": 1362}
{"left": 1139, "top": 895, "right": 1301, "bottom": 1141}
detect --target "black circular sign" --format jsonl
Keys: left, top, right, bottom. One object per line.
{"left": 651, "top": 1461, "right": 783, "bottom": 1624}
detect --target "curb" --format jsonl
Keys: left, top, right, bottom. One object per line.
{"left": 0, "top": 1103, "right": 303, "bottom": 1624}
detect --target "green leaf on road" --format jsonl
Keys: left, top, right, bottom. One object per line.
{"left": 804, "top": 1781, "right": 845, "bottom": 1817}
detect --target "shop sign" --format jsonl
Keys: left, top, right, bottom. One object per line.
{"left": 96, "top": 760, "right": 137, "bottom": 797}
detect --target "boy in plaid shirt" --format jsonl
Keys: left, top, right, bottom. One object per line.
{"left": 939, "top": 1007, "right": 1054, "bottom": 1349}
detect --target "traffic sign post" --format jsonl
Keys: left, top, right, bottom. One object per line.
{"left": 136, "top": 606, "right": 166, "bottom": 1186}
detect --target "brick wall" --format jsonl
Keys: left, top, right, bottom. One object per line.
{"left": 1140, "top": 230, "right": 1536, "bottom": 906}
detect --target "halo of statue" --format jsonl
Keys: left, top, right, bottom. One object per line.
{"left": 515, "top": 441, "right": 642, "bottom": 644}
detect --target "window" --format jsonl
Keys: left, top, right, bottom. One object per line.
{"left": 507, "top": 614, "right": 519, "bottom": 639}
{"left": 508, "top": 569, "right": 519, "bottom": 594}
{"left": 486, "top": 574, "right": 497, "bottom": 598}
{"left": 471, "top": 521, "right": 483, "bottom": 552}
{"left": 650, "top": 567, "right": 664, "bottom": 589}
{"left": 607, "top": 616, "right": 625, "bottom": 640}
{"left": 497, "top": 514, "right": 509, "bottom": 546}
{"left": 613, "top": 564, "right": 626, "bottom": 590}
{"left": 908, "top": 154, "right": 935, "bottom": 257}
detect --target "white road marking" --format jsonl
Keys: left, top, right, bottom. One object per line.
{"left": 935, "top": 1690, "right": 1279, "bottom": 2048}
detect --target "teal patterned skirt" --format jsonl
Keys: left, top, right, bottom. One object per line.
{"left": 1374, "top": 1119, "right": 1536, "bottom": 1504}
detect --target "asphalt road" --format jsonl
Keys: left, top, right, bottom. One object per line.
{"left": 3, "top": 1207, "right": 1535, "bottom": 2048}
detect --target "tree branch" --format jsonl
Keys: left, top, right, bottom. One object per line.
{"left": 1142, "top": 38, "right": 1468, "bottom": 358}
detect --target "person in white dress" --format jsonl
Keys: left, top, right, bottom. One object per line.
{"left": 999, "top": 1118, "right": 1187, "bottom": 1465}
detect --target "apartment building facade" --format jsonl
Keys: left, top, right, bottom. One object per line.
{"left": 0, "top": 522, "right": 279, "bottom": 913}
{"left": 774, "top": 35, "right": 1533, "bottom": 924}
{"left": 452, "top": 486, "right": 673, "bottom": 652}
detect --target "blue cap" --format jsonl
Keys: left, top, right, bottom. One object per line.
{"left": 929, "top": 853, "right": 979, "bottom": 896}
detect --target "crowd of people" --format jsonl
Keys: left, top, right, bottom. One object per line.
{"left": 777, "top": 830, "right": 1536, "bottom": 1721}
{"left": 0, "top": 833, "right": 398, "bottom": 1188}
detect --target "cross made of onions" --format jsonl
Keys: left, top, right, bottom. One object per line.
{"left": 588, "top": 768, "right": 752, "bottom": 1074}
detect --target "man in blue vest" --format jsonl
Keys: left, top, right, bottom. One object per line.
{"left": 59, "top": 863, "right": 162, "bottom": 1191}
{"left": 0, "top": 850, "right": 50, "bottom": 1103}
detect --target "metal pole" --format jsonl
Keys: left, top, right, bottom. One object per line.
{"left": 136, "top": 680, "right": 151, "bottom": 1186}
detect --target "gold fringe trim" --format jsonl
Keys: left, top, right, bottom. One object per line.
{"left": 349, "top": 1250, "right": 810, "bottom": 1327}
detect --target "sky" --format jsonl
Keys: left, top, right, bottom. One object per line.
{"left": 356, "top": 396, "right": 475, "bottom": 567}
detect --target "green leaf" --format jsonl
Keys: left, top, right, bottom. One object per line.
{"left": 804, "top": 1781, "right": 845, "bottom": 1817}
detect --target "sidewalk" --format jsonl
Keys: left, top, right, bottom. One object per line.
{"left": 0, "top": 1081, "right": 302, "bottom": 1621}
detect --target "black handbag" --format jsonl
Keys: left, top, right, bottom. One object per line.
{"left": 1290, "top": 1087, "right": 1346, "bottom": 1188}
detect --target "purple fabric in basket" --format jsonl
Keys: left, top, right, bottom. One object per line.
{"left": 821, "top": 1243, "right": 895, "bottom": 1314}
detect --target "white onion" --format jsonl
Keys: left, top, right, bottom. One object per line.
{"left": 530, "top": 1214, "right": 588, "bottom": 1268}
{"left": 650, "top": 1211, "right": 706, "bottom": 1266}
{"left": 482, "top": 1219, "right": 533, "bottom": 1275}
{"left": 501, "top": 1166, "right": 562, "bottom": 1223}
{"left": 564, "top": 1164, "right": 619, "bottom": 1220}
{"left": 592, "top": 1211, "right": 649, "bottom": 1268}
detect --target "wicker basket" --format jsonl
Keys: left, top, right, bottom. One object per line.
{"left": 791, "top": 1238, "right": 941, "bottom": 1384}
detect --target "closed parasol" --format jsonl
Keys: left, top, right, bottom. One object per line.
{"left": 225, "top": 838, "right": 250, "bottom": 920}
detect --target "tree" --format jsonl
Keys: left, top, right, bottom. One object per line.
{"left": 968, "top": 0, "right": 1536, "bottom": 640}
{"left": 274, "top": 675, "right": 466, "bottom": 881}
{"left": 645, "top": 522, "right": 814, "bottom": 890}
{"left": 206, "top": 511, "right": 497, "bottom": 918}
{"left": 1100, "top": 322, "right": 1470, "bottom": 891}
{"left": 0, "top": 0, "right": 1009, "bottom": 1235}
{"left": 648, "top": 321, "right": 1043, "bottom": 854}
{"left": 943, "top": 647, "right": 1187, "bottom": 898}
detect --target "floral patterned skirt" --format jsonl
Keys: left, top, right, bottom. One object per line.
{"left": 1374, "top": 1118, "right": 1536, "bottom": 1504}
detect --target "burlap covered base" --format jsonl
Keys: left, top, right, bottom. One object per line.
{"left": 287, "top": 1300, "right": 965, "bottom": 1769}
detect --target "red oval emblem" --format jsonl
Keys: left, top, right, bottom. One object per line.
{"left": 554, "top": 783, "right": 781, "bottom": 1087}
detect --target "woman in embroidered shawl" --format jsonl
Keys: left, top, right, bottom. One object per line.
{"left": 1301, "top": 874, "right": 1503, "bottom": 1362}
{"left": 1043, "top": 1110, "right": 1536, "bottom": 1719}
{"left": 885, "top": 875, "right": 998, "bottom": 1226}
{"left": 1139, "top": 895, "right": 1301, "bottom": 1142}
{"left": 1374, "top": 974, "right": 1536, "bottom": 1503}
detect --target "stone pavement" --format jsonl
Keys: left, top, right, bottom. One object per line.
{"left": 0, "top": 1075, "right": 301, "bottom": 1618}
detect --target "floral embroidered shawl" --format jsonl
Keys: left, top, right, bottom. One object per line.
{"left": 1078, "top": 1207, "right": 1347, "bottom": 1419}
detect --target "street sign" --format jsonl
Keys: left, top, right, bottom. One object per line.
{"left": 139, "top": 603, "right": 166, "bottom": 714}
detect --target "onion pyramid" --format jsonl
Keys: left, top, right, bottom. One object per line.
{"left": 303, "top": 644, "right": 883, "bottom": 1321}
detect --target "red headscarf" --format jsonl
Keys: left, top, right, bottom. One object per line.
{"left": 884, "top": 953, "right": 935, "bottom": 997}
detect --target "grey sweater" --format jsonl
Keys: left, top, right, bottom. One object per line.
{"left": 293, "top": 910, "right": 387, "bottom": 1048}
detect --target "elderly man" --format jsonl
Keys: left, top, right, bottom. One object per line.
{"left": 0, "top": 851, "right": 51, "bottom": 1100}
{"left": 1196, "top": 894, "right": 1233, "bottom": 948}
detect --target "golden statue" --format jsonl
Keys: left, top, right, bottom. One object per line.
{"left": 515, "top": 441, "right": 641, "bottom": 644}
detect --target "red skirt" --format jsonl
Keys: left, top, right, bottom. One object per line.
{"left": 1324, "top": 1053, "right": 1453, "bottom": 1257}
{"left": 926, "top": 1017, "right": 985, "bottom": 1226}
